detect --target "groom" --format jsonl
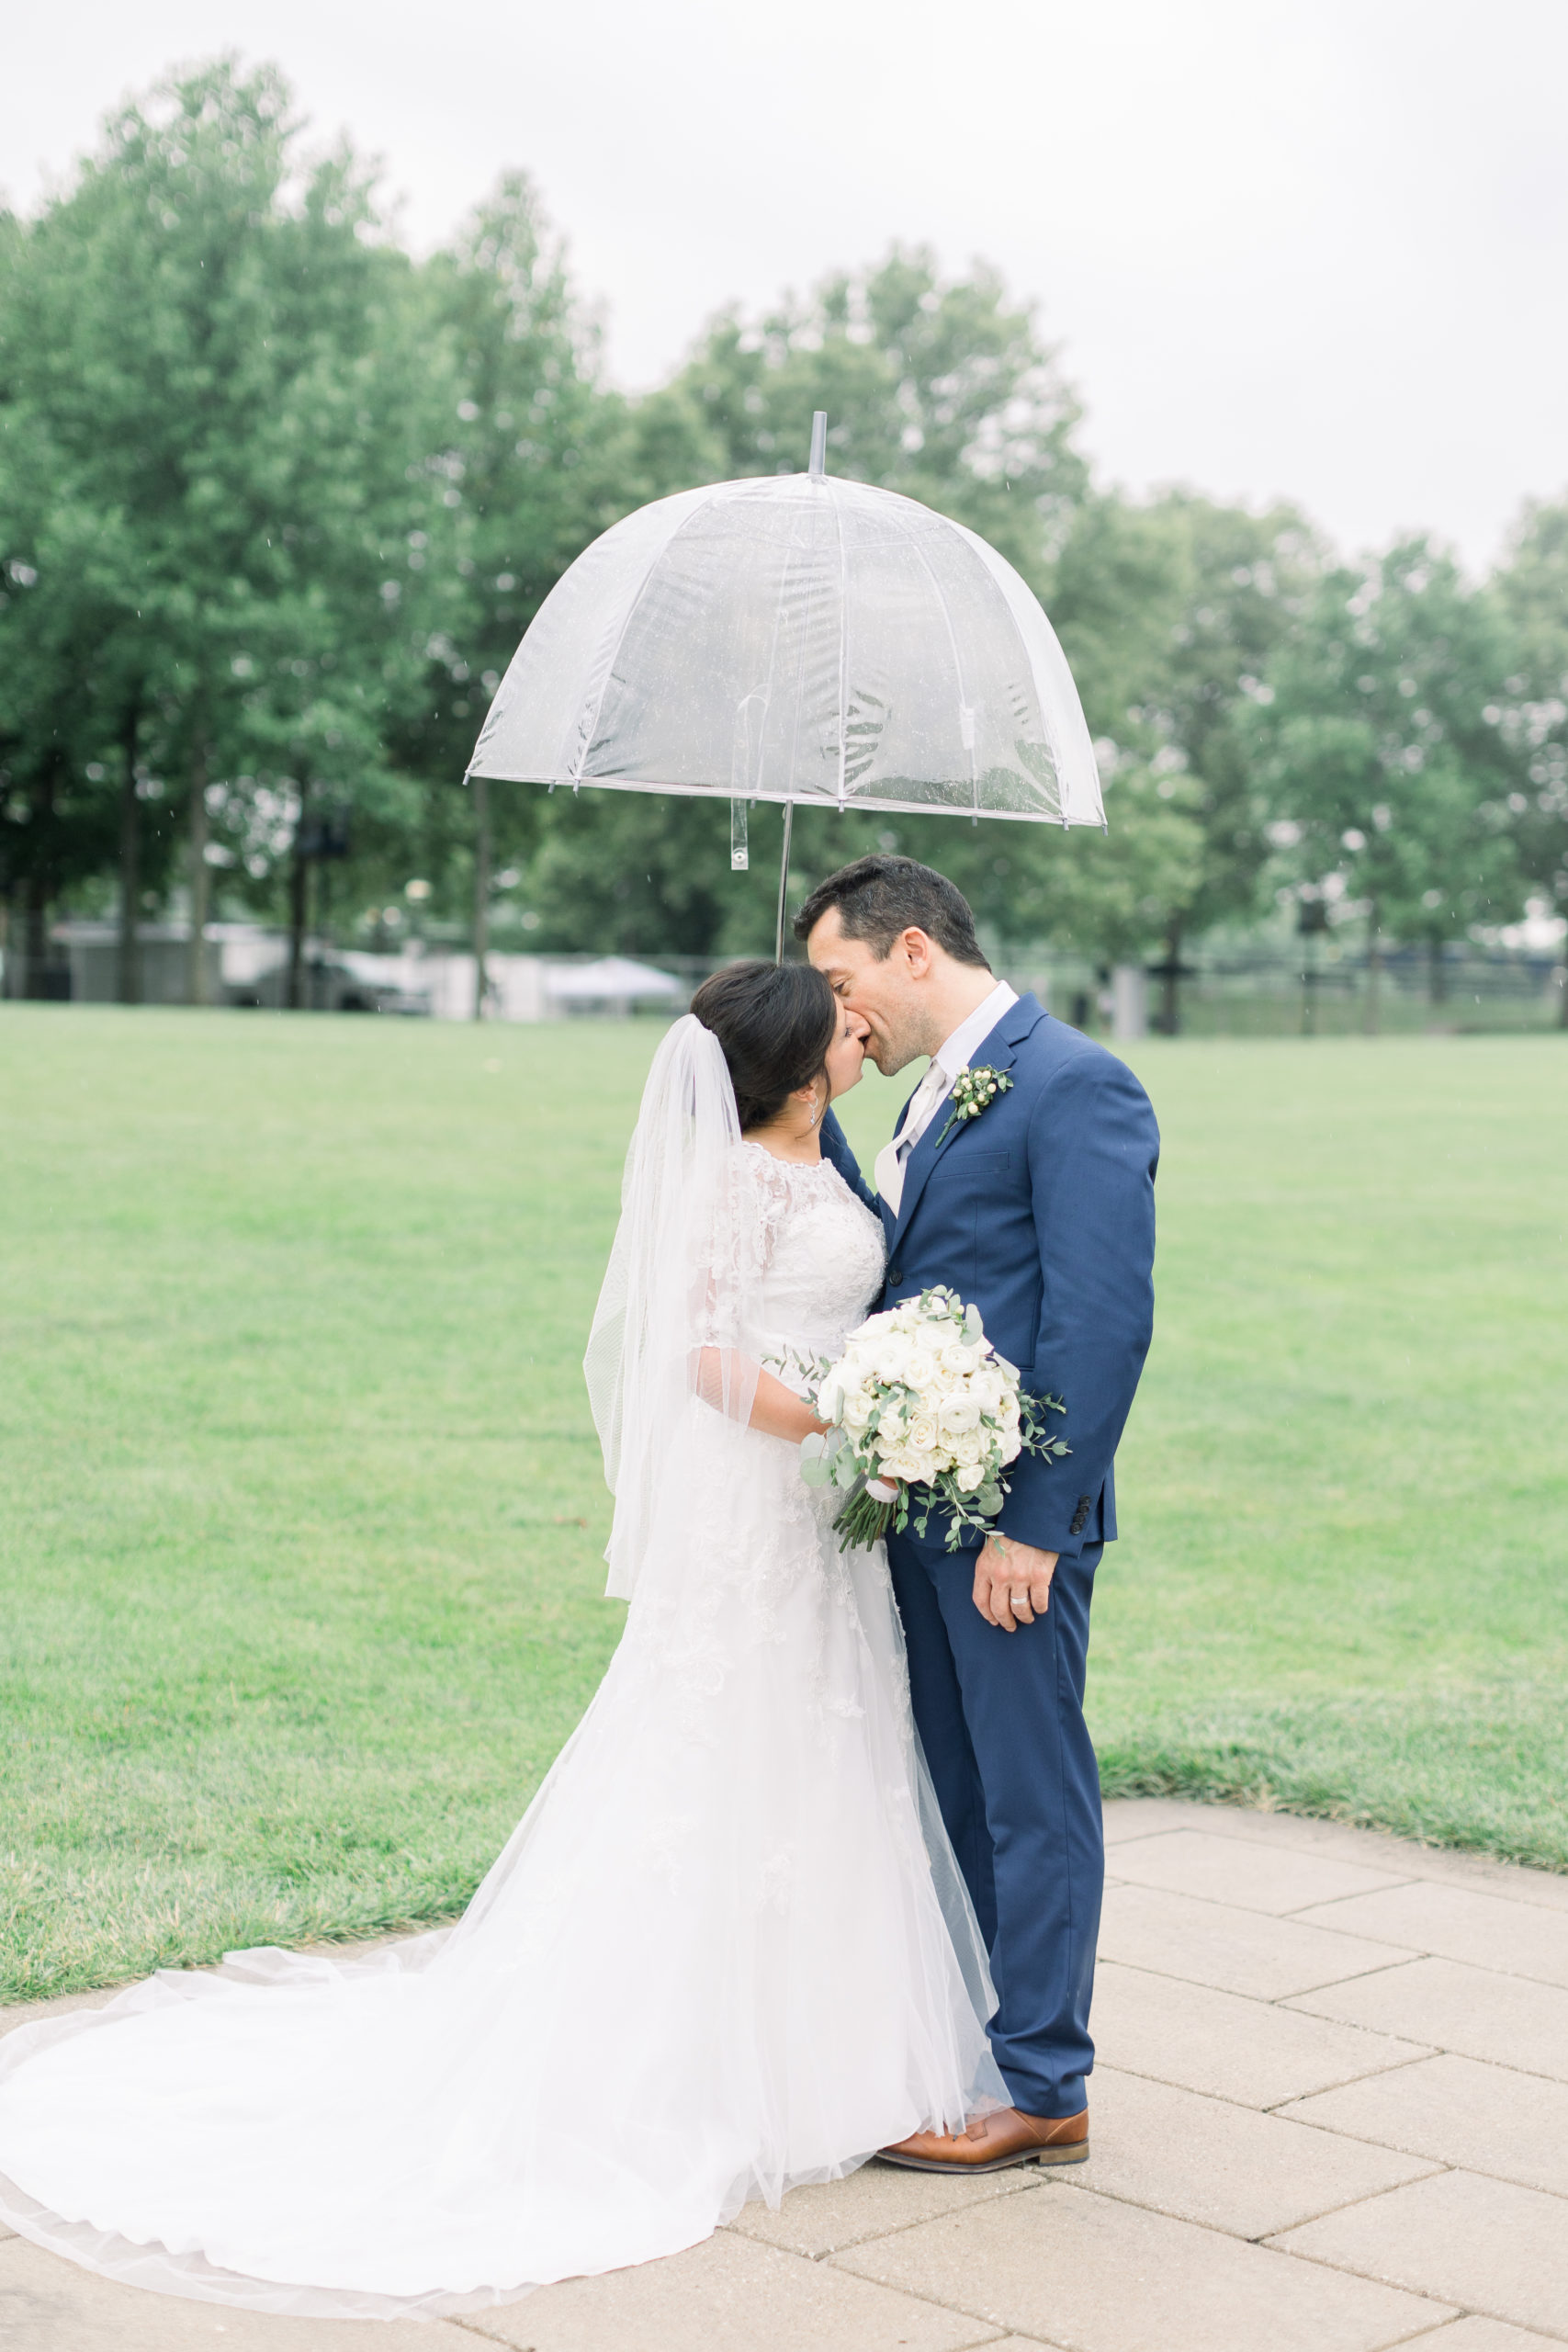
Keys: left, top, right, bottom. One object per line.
{"left": 801, "top": 855, "right": 1158, "bottom": 2173}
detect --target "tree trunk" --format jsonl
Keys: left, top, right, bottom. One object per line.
{"left": 472, "top": 772, "right": 491, "bottom": 1022}
{"left": 1362, "top": 903, "right": 1382, "bottom": 1036}
{"left": 1158, "top": 919, "right": 1181, "bottom": 1035}
{"left": 22, "top": 879, "right": 51, "bottom": 1000}
{"left": 1427, "top": 935, "right": 1447, "bottom": 1007}
{"left": 186, "top": 741, "right": 211, "bottom": 1006}
{"left": 117, "top": 695, "right": 142, "bottom": 1005}
{"left": 287, "top": 817, "right": 309, "bottom": 1012}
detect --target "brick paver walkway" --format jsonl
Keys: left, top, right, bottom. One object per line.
{"left": 4, "top": 1795, "right": 1566, "bottom": 2349}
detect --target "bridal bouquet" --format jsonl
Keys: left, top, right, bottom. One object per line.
{"left": 784, "top": 1287, "right": 1068, "bottom": 1554}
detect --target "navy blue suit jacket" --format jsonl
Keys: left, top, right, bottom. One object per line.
{"left": 820, "top": 996, "right": 1158, "bottom": 1558}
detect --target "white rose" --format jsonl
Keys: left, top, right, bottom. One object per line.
{"left": 817, "top": 1376, "right": 845, "bottom": 1422}
{"left": 997, "top": 1428, "right": 1022, "bottom": 1465}
{"left": 905, "top": 1347, "right": 940, "bottom": 1390}
{"left": 955, "top": 1459, "right": 987, "bottom": 1492}
{"left": 904, "top": 1411, "right": 939, "bottom": 1453}
{"left": 904, "top": 1449, "right": 940, "bottom": 1487}
{"left": 841, "top": 1386, "right": 873, "bottom": 1429}
{"left": 952, "top": 1428, "right": 986, "bottom": 1466}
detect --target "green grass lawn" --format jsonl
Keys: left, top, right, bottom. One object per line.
{"left": 2, "top": 1007, "right": 1564, "bottom": 2002}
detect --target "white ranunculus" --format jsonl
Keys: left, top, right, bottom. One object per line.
{"left": 938, "top": 1393, "right": 982, "bottom": 1436}
{"left": 998, "top": 1428, "right": 1022, "bottom": 1464}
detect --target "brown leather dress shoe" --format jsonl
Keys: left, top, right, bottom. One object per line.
{"left": 878, "top": 2105, "right": 1089, "bottom": 2174}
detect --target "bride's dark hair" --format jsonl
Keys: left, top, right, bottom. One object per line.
{"left": 690, "top": 961, "right": 838, "bottom": 1134}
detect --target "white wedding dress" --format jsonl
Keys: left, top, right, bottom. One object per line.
{"left": 0, "top": 1021, "right": 1002, "bottom": 2323}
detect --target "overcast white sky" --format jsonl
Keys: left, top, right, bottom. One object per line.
{"left": 5, "top": 0, "right": 1564, "bottom": 569}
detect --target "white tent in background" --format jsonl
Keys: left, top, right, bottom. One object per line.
{"left": 544, "top": 956, "right": 683, "bottom": 1009}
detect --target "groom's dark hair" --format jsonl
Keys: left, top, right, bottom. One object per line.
{"left": 793, "top": 854, "right": 989, "bottom": 968}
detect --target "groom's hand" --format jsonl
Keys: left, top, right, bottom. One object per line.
{"left": 976, "top": 1533, "right": 1059, "bottom": 1632}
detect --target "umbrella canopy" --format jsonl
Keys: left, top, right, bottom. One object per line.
{"left": 468, "top": 470, "right": 1103, "bottom": 830}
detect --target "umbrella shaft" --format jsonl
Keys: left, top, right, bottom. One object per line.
{"left": 773, "top": 801, "right": 795, "bottom": 965}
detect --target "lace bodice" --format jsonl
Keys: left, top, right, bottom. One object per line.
{"left": 737, "top": 1140, "right": 887, "bottom": 1367}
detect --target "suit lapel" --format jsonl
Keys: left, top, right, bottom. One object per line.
{"left": 887, "top": 994, "right": 1044, "bottom": 1256}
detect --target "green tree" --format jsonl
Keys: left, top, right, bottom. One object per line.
{"left": 674, "top": 244, "right": 1086, "bottom": 579}
{"left": 1495, "top": 499, "right": 1568, "bottom": 1025}
{"left": 0, "top": 380, "right": 130, "bottom": 993}
{"left": 1040, "top": 492, "right": 1320, "bottom": 1020}
{"left": 394, "top": 176, "right": 714, "bottom": 1001}
{"left": 1260, "top": 537, "right": 1521, "bottom": 1024}
{"left": 0, "top": 61, "right": 455, "bottom": 1002}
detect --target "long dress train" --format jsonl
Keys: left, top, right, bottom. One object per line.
{"left": 0, "top": 1135, "right": 1002, "bottom": 2320}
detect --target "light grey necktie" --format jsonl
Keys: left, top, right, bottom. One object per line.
{"left": 874, "top": 1062, "right": 950, "bottom": 1216}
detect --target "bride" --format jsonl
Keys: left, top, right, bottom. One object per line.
{"left": 0, "top": 961, "right": 1003, "bottom": 2322}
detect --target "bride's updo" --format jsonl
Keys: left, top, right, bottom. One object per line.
{"left": 690, "top": 961, "right": 837, "bottom": 1134}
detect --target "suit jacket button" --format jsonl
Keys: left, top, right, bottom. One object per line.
{"left": 888, "top": 1266, "right": 902, "bottom": 1283}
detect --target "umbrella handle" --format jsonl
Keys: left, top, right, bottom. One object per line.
{"left": 774, "top": 800, "right": 795, "bottom": 965}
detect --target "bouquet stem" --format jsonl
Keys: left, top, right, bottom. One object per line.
{"left": 831, "top": 1477, "right": 900, "bottom": 1552}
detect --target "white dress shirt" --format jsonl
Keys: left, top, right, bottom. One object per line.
{"left": 874, "top": 978, "right": 1019, "bottom": 1214}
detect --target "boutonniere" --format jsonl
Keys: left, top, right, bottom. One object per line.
{"left": 934, "top": 1066, "right": 1012, "bottom": 1148}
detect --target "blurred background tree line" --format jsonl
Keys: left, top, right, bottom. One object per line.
{"left": 2, "top": 60, "right": 1565, "bottom": 1017}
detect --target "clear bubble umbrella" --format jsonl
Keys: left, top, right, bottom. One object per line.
{"left": 468, "top": 415, "right": 1104, "bottom": 957}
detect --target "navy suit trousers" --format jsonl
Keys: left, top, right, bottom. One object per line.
{"left": 886, "top": 1529, "right": 1104, "bottom": 2120}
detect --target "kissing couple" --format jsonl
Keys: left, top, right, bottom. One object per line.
{"left": 0, "top": 854, "right": 1159, "bottom": 2321}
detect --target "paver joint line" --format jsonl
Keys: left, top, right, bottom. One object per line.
{"left": 1256, "top": 2230, "right": 1555, "bottom": 2331}
{"left": 13, "top": 1798, "right": 1568, "bottom": 2346}
{"left": 1041, "top": 2154, "right": 1457, "bottom": 2246}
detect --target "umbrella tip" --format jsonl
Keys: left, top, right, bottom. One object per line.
{"left": 808, "top": 412, "right": 828, "bottom": 480}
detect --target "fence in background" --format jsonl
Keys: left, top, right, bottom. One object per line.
{"left": 1032, "top": 940, "right": 1567, "bottom": 1040}
{"left": 4, "top": 926, "right": 1562, "bottom": 1037}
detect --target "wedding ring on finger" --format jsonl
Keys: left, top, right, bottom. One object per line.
{"left": 1010, "top": 1592, "right": 1030, "bottom": 1609}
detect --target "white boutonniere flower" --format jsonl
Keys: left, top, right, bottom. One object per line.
{"left": 933, "top": 1065, "right": 1012, "bottom": 1149}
